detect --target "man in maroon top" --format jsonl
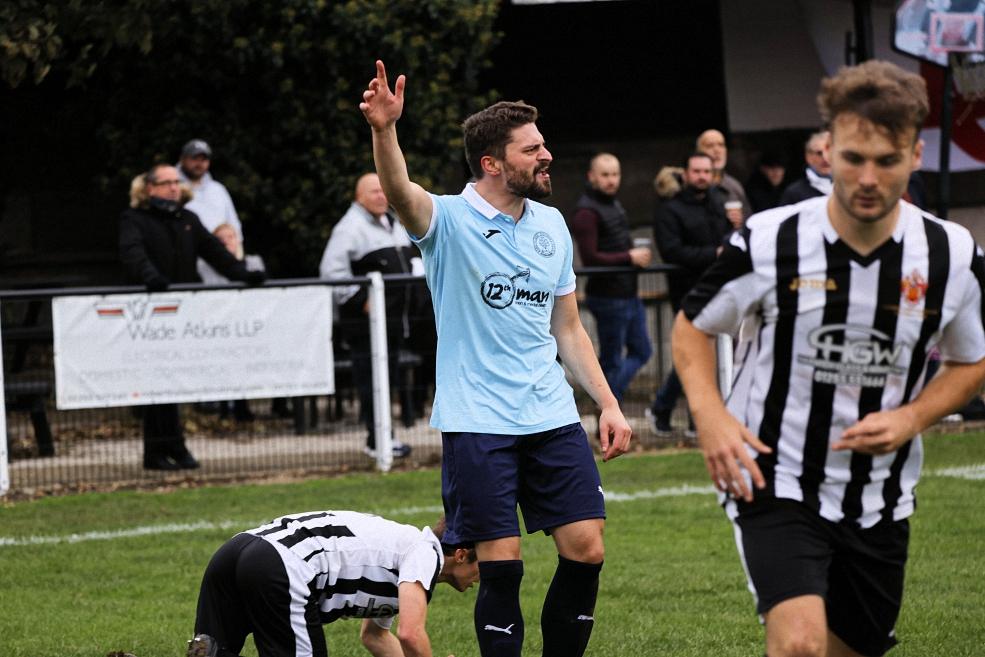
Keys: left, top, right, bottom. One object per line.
{"left": 570, "top": 153, "right": 652, "bottom": 401}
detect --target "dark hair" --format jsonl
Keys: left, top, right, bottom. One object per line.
{"left": 462, "top": 101, "right": 539, "bottom": 179}
{"left": 817, "top": 60, "right": 928, "bottom": 143}
{"left": 683, "top": 151, "right": 713, "bottom": 170}
{"left": 431, "top": 516, "right": 477, "bottom": 561}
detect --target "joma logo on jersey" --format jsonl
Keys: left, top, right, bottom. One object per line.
{"left": 788, "top": 277, "right": 837, "bottom": 291}
{"left": 797, "top": 324, "right": 906, "bottom": 387}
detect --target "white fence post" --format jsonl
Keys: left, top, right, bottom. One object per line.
{"left": 1, "top": 305, "right": 9, "bottom": 496}
{"left": 716, "top": 333, "right": 734, "bottom": 399}
{"left": 367, "top": 272, "right": 392, "bottom": 472}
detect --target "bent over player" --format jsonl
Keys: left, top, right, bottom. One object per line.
{"left": 359, "top": 61, "right": 632, "bottom": 657}
{"left": 673, "top": 60, "right": 985, "bottom": 657}
{"left": 187, "top": 512, "right": 478, "bottom": 657}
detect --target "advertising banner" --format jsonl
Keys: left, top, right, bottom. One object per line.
{"left": 53, "top": 286, "right": 333, "bottom": 409}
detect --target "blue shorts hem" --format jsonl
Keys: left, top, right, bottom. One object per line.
{"left": 525, "top": 510, "right": 607, "bottom": 535}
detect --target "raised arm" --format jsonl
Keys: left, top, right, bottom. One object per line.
{"left": 550, "top": 292, "right": 631, "bottom": 460}
{"left": 360, "top": 60, "right": 433, "bottom": 237}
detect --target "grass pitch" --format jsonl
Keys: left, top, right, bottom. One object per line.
{"left": 1, "top": 432, "right": 983, "bottom": 657}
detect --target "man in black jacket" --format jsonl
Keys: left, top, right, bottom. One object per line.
{"left": 119, "top": 163, "right": 265, "bottom": 470}
{"left": 650, "top": 152, "right": 731, "bottom": 434}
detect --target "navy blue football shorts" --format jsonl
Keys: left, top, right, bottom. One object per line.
{"left": 440, "top": 422, "right": 606, "bottom": 544}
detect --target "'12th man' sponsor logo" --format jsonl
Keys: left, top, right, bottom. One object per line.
{"left": 480, "top": 266, "right": 551, "bottom": 309}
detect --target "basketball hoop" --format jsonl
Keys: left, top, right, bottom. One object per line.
{"left": 952, "top": 53, "right": 985, "bottom": 102}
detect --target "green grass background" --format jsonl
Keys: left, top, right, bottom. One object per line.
{"left": 1, "top": 433, "right": 982, "bottom": 657}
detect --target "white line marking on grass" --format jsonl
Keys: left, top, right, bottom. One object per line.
{"left": 4, "top": 467, "right": 982, "bottom": 548}
{"left": 927, "top": 463, "right": 985, "bottom": 480}
{"left": 603, "top": 484, "right": 715, "bottom": 501}
{"left": 0, "top": 485, "right": 718, "bottom": 548}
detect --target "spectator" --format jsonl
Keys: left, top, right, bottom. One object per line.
{"left": 187, "top": 511, "right": 478, "bottom": 657}
{"left": 779, "top": 130, "right": 832, "bottom": 205}
{"left": 697, "top": 128, "right": 750, "bottom": 226}
{"left": 319, "top": 172, "right": 428, "bottom": 459}
{"left": 745, "top": 151, "right": 787, "bottom": 213}
{"left": 570, "top": 153, "right": 652, "bottom": 401}
{"left": 649, "top": 152, "right": 730, "bottom": 436}
{"left": 120, "top": 163, "right": 265, "bottom": 470}
{"left": 177, "top": 139, "right": 243, "bottom": 238}
{"left": 198, "top": 222, "right": 266, "bottom": 422}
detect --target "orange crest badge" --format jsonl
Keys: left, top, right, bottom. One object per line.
{"left": 900, "top": 269, "right": 928, "bottom": 305}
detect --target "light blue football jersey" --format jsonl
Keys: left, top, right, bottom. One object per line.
{"left": 411, "top": 183, "right": 581, "bottom": 434}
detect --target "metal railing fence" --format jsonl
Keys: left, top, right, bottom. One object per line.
{"left": 1, "top": 266, "right": 688, "bottom": 496}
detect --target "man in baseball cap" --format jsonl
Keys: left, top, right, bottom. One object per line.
{"left": 177, "top": 138, "right": 242, "bottom": 239}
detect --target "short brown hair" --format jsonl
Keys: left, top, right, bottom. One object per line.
{"left": 431, "top": 516, "right": 477, "bottom": 560}
{"left": 462, "top": 101, "right": 539, "bottom": 179}
{"left": 817, "top": 60, "right": 929, "bottom": 143}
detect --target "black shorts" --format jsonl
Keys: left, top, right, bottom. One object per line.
{"left": 730, "top": 497, "right": 909, "bottom": 657}
{"left": 194, "top": 533, "right": 326, "bottom": 657}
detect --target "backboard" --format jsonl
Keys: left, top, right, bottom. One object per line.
{"left": 894, "top": 0, "right": 985, "bottom": 66}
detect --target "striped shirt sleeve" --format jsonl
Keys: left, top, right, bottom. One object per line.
{"left": 683, "top": 228, "right": 757, "bottom": 336}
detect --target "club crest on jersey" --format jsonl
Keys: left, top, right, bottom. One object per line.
{"left": 533, "top": 231, "right": 556, "bottom": 257}
{"left": 900, "top": 269, "right": 928, "bottom": 305}
{"left": 480, "top": 266, "right": 551, "bottom": 309}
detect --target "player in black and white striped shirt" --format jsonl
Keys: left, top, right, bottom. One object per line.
{"left": 187, "top": 511, "right": 477, "bottom": 657}
{"left": 673, "top": 60, "right": 985, "bottom": 657}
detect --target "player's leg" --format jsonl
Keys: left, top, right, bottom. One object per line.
{"left": 192, "top": 533, "right": 255, "bottom": 657}
{"left": 728, "top": 498, "right": 835, "bottom": 657}
{"left": 234, "top": 535, "right": 327, "bottom": 657}
{"left": 824, "top": 517, "right": 909, "bottom": 657}
{"left": 542, "top": 519, "right": 604, "bottom": 657}
{"left": 518, "top": 423, "right": 606, "bottom": 657}
{"left": 763, "top": 595, "right": 828, "bottom": 657}
{"left": 442, "top": 431, "right": 525, "bottom": 657}
{"left": 826, "top": 631, "right": 867, "bottom": 657}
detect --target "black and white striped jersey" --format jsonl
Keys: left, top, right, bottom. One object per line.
{"left": 683, "top": 197, "right": 985, "bottom": 528}
{"left": 246, "top": 510, "right": 443, "bottom": 628}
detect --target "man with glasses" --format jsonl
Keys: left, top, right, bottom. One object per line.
{"left": 119, "top": 163, "right": 265, "bottom": 470}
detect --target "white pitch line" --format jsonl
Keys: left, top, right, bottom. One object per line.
{"left": 0, "top": 485, "right": 714, "bottom": 548}
{"left": 928, "top": 464, "right": 985, "bottom": 480}
{"left": 3, "top": 466, "right": 982, "bottom": 549}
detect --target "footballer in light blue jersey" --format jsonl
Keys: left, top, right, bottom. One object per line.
{"left": 412, "top": 183, "right": 581, "bottom": 434}
{"left": 360, "top": 59, "right": 631, "bottom": 657}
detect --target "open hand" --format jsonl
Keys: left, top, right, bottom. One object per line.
{"left": 695, "top": 409, "right": 771, "bottom": 502}
{"left": 831, "top": 408, "right": 918, "bottom": 455}
{"left": 360, "top": 60, "right": 405, "bottom": 131}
